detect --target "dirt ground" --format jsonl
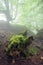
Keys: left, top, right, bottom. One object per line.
{"left": 0, "top": 29, "right": 43, "bottom": 65}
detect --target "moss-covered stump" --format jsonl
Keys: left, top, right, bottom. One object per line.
{"left": 5, "top": 34, "right": 40, "bottom": 63}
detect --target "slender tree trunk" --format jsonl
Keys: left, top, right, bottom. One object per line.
{"left": 4, "top": 0, "right": 11, "bottom": 23}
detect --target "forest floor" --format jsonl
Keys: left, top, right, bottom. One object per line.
{"left": 0, "top": 29, "right": 43, "bottom": 65}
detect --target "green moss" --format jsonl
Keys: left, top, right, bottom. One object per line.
{"left": 21, "top": 47, "right": 40, "bottom": 57}
{"left": 28, "top": 47, "right": 40, "bottom": 56}
{"left": 5, "top": 34, "right": 27, "bottom": 53}
{"left": 5, "top": 34, "right": 35, "bottom": 58}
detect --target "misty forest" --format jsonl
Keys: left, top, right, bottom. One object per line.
{"left": 0, "top": 0, "right": 43, "bottom": 65}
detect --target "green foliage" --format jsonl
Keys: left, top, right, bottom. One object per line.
{"left": 9, "top": 0, "right": 18, "bottom": 5}
{"left": 0, "top": 0, "right": 43, "bottom": 33}
{"left": 5, "top": 31, "right": 40, "bottom": 57}
{"left": 5, "top": 33, "right": 34, "bottom": 56}
{"left": 0, "top": 0, "right": 43, "bottom": 34}
{"left": 5, "top": 34, "right": 27, "bottom": 53}
{"left": 28, "top": 47, "right": 40, "bottom": 56}
{"left": 5, "top": 33, "right": 39, "bottom": 58}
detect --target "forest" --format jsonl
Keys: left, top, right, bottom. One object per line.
{"left": 0, "top": 0, "right": 43, "bottom": 65}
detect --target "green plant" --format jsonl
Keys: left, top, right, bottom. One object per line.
{"left": 28, "top": 47, "right": 40, "bottom": 56}
{"left": 5, "top": 32, "right": 33, "bottom": 51}
{"left": 5, "top": 34, "right": 26, "bottom": 53}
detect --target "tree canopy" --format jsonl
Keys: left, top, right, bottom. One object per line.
{"left": 0, "top": 0, "right": 43, "bottom": 34}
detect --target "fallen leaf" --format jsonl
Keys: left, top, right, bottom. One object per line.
{"left": 41, "top": 56, "right": 43, "bottom": 60}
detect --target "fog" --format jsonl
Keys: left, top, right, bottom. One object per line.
{"left": 0, "top": 0, "right": 43, "bottom": 38}
{"left": 0, "top": 1, "right": 43, "bottom": 65}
